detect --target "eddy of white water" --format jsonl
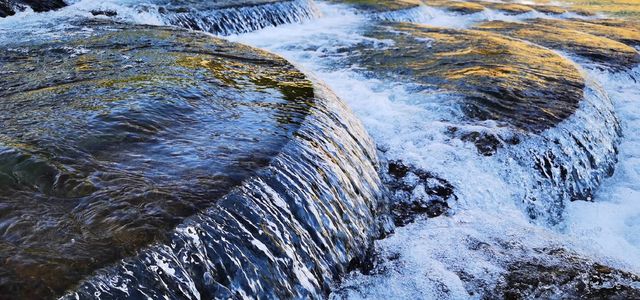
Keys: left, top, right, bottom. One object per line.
{"left": 228, "top": 2, "right": 640, "bottom": 297}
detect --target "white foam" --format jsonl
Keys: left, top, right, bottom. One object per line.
{"left": 564, "top": 67, "right": 640, "bottom": 271}
{"left": 232, "top": 2, "right": 640, "bottom": 297}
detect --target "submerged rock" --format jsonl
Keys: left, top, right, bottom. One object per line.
{"left": 534, "top": 18, "right": 640, "bottom": 48}
{"left": 385, "top": 160, "right": 456, "bottom": 226}
{"left": 470, "top": 0, "right": 534, "bottom": 15}
{"left": 348, "top": 22, "right": 585, "bottom": 132}
{"left": 476, "top": 20, "right": 640, "bottom": 71}
{"left": 0, "top": 20, "right": 386, "bottom": 299}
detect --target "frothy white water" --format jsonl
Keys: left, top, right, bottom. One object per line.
{"left": 565, "top": 67, "right": 640, "bottom": 271}
{"left": 231, "top": 2, "right": 640, "bottom": 297}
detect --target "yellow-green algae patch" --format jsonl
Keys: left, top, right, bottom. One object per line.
{"left": 350, "top": 22, "right": 585, "bottom": 131}
{"left": 476, "top": 20, "right": 640, "bottom": 70}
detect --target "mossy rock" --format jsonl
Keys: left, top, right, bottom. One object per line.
{"left": 0, "top": 19, "right": 319, "bottom": 298}
{"left": 328, "top": 0, "right": 423, "bottom": 12}
{"left": 475, "top": 20, "right": 640, "bottom": 70}
{"left": 423, "top": 0, "right": 485, "bottom": 14}
{"left": 346, "top": 22, "right": 585, "bottom": 132}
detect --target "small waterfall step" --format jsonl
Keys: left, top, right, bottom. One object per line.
{"left": 0, "top": 19, "right": 388, "bottom": 299}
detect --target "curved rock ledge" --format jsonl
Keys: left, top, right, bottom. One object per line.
{"left": 348, "top": 22, "right": 585, "bottom": 132}
{"left": 534, "top": 18, "right": 640, "bottom": 48}
{"left": 337, "top": 22, "right": 620, "bottom": 223}
{"left": 0, "top": 20, "right": 387, "bottom": 298}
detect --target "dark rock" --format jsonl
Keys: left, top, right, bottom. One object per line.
{"left": 0, "top": 0, "right": 14, "bottom": 17}
{"left": 495, "top": 248, "right": 640, "bottom": 299}
{"left": 18, "top": 0, "right": 65, "bottom": 12}
{"left": 0, "top": 0, "right": 66, "bottom": 17}
{"left": 459, "top": 131, "right": 502, "bottom": 156}
{"left": 385, "top": 160, "right": 456, "bottom": 226}
{"left": 90, "top": 9, "right": 117, "bottom": 17}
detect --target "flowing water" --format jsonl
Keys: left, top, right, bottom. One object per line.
{"left": 0, "top": 0, "right": 639, "bottom": 299}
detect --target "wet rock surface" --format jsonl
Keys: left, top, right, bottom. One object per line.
{"left": 385, "top": 160, "right": 456, "bottom": 226}
{"left": 424, "top": 0, "right": 484, "bottom": 14}
{"left": 535, "top": 18, "right": 640, "bottom": 48}
{"left": 0, "top": 0, "right": 66, "bottom": 17}
{"left": 0, "top": 19, "right": 346, "bottom": 298}
{"left": 347, "top": 22, "right": 585, "bottom": 132}
{"left": 470, "top": 1, "right": 533, "bottom": 15}
{"left": 495, "top": 249, "right": 640, "bottom": 299}
{"left": 476, "top": 20, "right": 640, "bottom": 71}
{"left": 0, "top": 0, "right": 13, "bottom": 17}
{"left": 333, "top": 229, "right": 640, "bottom": 299}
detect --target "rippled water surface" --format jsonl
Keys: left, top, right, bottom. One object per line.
{"left": 0, "top": 0, "right": 639, "bottom": 299}
{"left": 0, "top": 19, "right": 318, "bottom": 297}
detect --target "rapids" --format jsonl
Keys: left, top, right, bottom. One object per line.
{"left": 0, "top": 0, "right": 639, "bottom": 299}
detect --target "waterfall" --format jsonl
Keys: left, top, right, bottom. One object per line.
{"left": 62, "top": 82, "right": 390, "bottom": 299}
{"left": 155, "top": 0, "right": 319, "bottom": 35}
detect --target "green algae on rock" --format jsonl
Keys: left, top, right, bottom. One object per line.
{"left": 346, "top": 22, "right": 585, "bottom": 132}
{"left": 475, "top": 20, "right": 640, "bottom": 70}
{"left": 0, "top": 19, "right": 320, "bottom": 298}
